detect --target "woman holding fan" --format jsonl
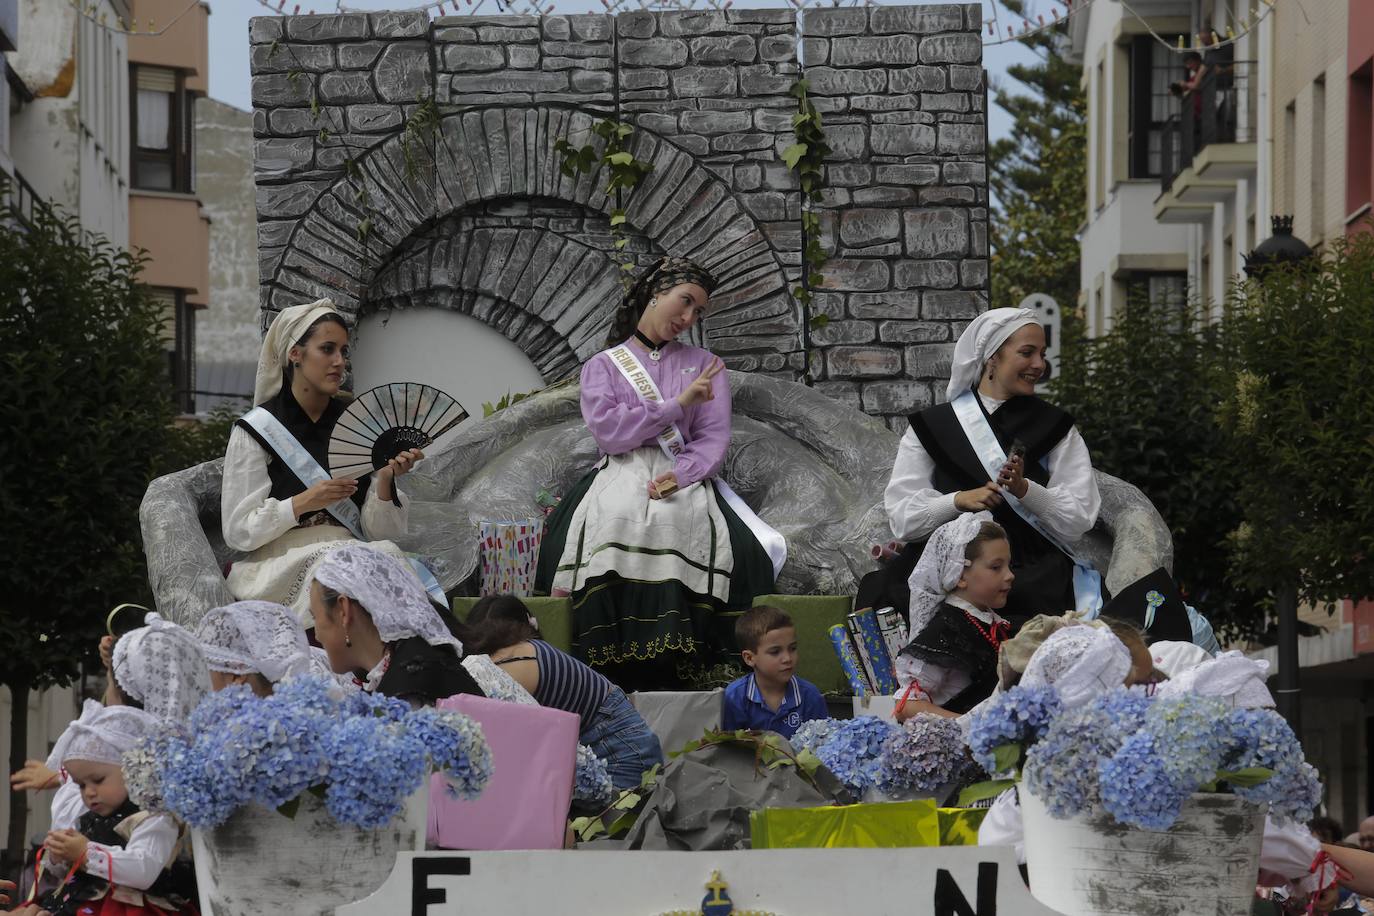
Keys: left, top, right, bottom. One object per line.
{"left": 534, "top": 257, "right": 785, "bottom": 689}
{"left": 221, "top": 300, "right": 426, "bottom": 624}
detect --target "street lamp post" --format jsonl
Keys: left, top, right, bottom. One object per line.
{"left": 1242, "top": 215, "right": 1315, "bottom": 735}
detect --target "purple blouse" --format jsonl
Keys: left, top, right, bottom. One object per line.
{"left": 579, "top": 340, "right": 731, "bottom": 488}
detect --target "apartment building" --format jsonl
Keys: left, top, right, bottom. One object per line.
{"left": 3, "top": 0, "right": 210, "bottom": 412}
{"left": 1344, "top": 0, "right": 1373, "bottom": 235}
{"left": 1072, "top": 0, "right": 1270, "bottom": 334}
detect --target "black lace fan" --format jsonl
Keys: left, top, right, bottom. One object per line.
{"left": 328, "top": 383, "right": 468, "bottom": 479}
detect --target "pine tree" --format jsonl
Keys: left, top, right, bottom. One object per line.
{"left": 987, "top": 1, "right": 1086, "bottom": 311}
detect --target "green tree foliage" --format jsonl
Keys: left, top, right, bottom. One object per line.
{"left": 1221, "top": 233, "right": 1374, "bottom": 608}
{"left": 0, "top": 202, "right": 175, "bottom": 695}
{"left": 1052, "top": 296, "right": 1258, "bottom": 639}
{"left": 0, "top": 191, "right": 231, "bottom": 867}
{"left": 1056, "top": 234, "right": 1374, "bottom": 639}
{"left": 987, "top": 1, "right": 1086, "bottom": 310}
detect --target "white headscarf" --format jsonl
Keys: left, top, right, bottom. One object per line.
{"left": 111, "top": 612, "right": 211, "bottom": 723}
{"left": 1156, "top": 650, "right": 1274, "bottom": 708}
{"left": 313, "top": 544, "right": 462, "bottom": 652}
{"left": 1021, "top": 625, "right": 1132, "bottom": 709}
{"left": 195, "top": 601, "right": 315, "bottom": 684}
{"left": 906, "top": 511, "right": 995, "bottom": 637}
{"left": 946, "top": 307, "right": 1041, "bottom": 401}
{"left": 254, "top": 299, "right": 345, "bottom": 405}
{"left": 49, "top": 703, "right": 159, "bottom": 768}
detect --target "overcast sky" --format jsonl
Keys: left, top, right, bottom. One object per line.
{"left": 206, "top": 0, "right": 1046, "bottom": 147}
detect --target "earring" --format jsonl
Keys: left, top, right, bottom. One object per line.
{"left": 344, "top": 632, "right": 352, "bottom": 648}
{"left": 293, "top": 361, "right": 302, "bottom": 369}
{"left": 650, "top": 298, "right": 657, "bottom": 308}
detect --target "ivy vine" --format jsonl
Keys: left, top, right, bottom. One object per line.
{"left": 554, "top": 119, "right": 655, "bottom": 290}
{"left": 267, "top": 40, "right": 440, "bottom": 259}
{"left": 782, "top": 77, "right": 833, "bottom": 332}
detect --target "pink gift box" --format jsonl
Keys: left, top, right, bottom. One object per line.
{"left": 427, "top": 693, "right": 578, "bottom": 850}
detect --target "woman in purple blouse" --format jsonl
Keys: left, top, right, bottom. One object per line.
{"left": 534, "top": 257, "right": 779, "bottom": 689}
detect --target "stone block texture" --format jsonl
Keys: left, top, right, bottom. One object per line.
{"left": 250, "top": 4, "right": 987, "bottom": 424}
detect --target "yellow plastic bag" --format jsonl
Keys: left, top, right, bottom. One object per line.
{"left": 750, "top": 801, "right": 987, "bottom": 849}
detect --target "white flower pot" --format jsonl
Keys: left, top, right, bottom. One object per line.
{"left": 191, "top": 783, "right": 428, "bottom": 916}
{"left": 1021, "top": 788, "right": 1265, "bottom": 916}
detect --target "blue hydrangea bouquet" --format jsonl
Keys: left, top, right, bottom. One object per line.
{"left": 792, "top": 714, "right": 981, "bottom": 802}
{"left": 964, "top": 684, "right": 1322, "bottom": 830}
{"left": 123, "top": 675, "right": 493, "bottom": 830}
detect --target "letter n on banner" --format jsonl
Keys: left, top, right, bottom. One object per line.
{"left": 412, "top": 856, "right": 471, "bottom": 912}
{"left": 933, "top": 862, "right": 998, "bottom": 916}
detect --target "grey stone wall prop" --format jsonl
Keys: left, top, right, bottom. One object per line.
{"left": 249, "top": 5, "right": 989, "bottom": 428}
{"left": 140, "top": 373, "right": 1171, "bottom": 625}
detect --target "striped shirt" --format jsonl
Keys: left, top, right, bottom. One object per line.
{"left": 531, "top": 639, "right": 612, "bottom": 727}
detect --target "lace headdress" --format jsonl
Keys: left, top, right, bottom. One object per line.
{"left": 906, "top": 511, "right": 995, "bottom": 637}
{"left": 111, "top": 612, "right": 211, "bottom": 722}
{"left": 1157, "top": 650, "right": 1273, "bottom": 708}
{"left": 49, "top": 703, "right": 159, "bottom": 767}
{"left": 195, "top": 601, "right": 314, "bottom": 684}
{"left": 1021, "top": 624, "right": 1132, "bottom": 708}
{"left": 313, "top": 543, "right": 462, "bottom": 652}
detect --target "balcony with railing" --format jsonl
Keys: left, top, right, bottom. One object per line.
{"left": 0, "top": 168, "right": 41, "bottom": 230}
{"left": 1156, "top": 59, "right": 1259, "bottom": 220}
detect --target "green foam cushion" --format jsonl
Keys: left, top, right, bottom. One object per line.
{"left": 451, "top": 596, "right": 574, "bottom": 653}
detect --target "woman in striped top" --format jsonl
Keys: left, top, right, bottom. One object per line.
{"left": 462, "top": 596, "right": 664, "bottom": 790}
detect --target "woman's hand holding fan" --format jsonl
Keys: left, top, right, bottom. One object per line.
{"left": 328, "top": 383, "right": 467, "bottom": 481}
{"left": 374, "top": 446, "right": 424, "bottom": 500}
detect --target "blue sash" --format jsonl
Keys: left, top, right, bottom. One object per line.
{"left": 948, "top": 391, "right": 1103, "bottom": 617}
{"left": 240, "top": 407, "right": 448, "bottom": 606}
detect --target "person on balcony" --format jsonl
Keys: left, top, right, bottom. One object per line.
{"left": 533, "top": 257, "right": 785, "bottom": 690}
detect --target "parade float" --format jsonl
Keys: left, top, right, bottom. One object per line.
{"left": 121, "top": 3, "right": 1328, "bottom": 914}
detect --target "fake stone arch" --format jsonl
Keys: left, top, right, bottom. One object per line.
{"left": 264, "top": 105, "right": 801, "bottom": 378}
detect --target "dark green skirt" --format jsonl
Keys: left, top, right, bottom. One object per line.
{"left": 534, "top": 465, "right": 776, "bottom": 682}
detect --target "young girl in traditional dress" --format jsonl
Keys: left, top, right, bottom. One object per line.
{"left": 220, "top": 300, "right": 425, "bottom": 624}
{"left": 895, "top": 512, "right": 1013, "bottom": 718}
{"left": 24, "top": 706, "right": 196, "bottom": 916}
{"left": 533, "top": 257, "right": 785, "bottom": 688}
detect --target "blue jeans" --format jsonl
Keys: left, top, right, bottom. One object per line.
{"left": 581, "top": 686, "right": 664, "bottom": 790}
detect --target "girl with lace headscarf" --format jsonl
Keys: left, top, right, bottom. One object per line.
{"left": 8, "top": 614, "right": 210, "bottom": 870}
{"left": 533, "top": 257, "right": 784, "bottom": 689}
{"left": 220, "top": 300, "right": 425, "bottom": 624}
{"left": 864, "top": 307, "right": 1101, "bottom": 629}
{"left": 25, "top": 706, "right": 196, "bottom": 916}
{"left": 308, "top": 543, "right": 485, "bottom": 706}
{"left": 895, "top": 512, "right": 1013, "bottom": 719}
{"left": 194, "top": 600, "right": 336, "bottom": 697}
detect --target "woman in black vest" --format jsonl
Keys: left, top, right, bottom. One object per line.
{"left": 872, "top": 307, "right": 1101, "bottom": 630}
{"left": 220, "top": 300, "right": 424, "bottom": 624}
